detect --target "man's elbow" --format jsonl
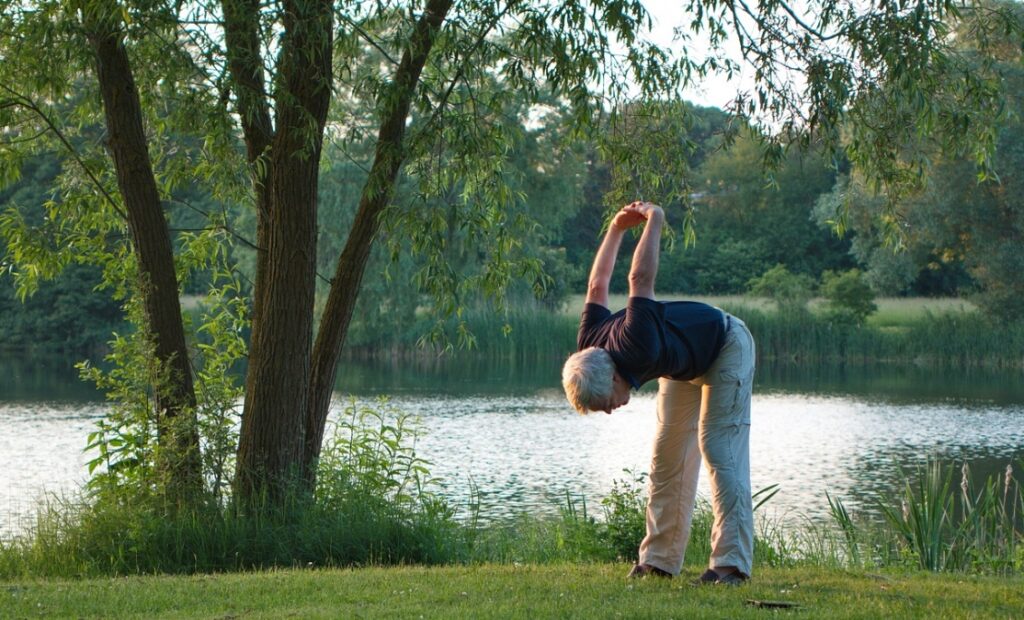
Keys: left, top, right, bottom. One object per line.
{"left": 587, "top": 282, "right": 609, "bottom": 300}
{"left": 628, "top": 272, "right": 655, "bottom": 298}
{"left": 628, "top": 271, "right": 654, "bottom": 289}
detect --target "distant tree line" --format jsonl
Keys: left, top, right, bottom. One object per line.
{"left": 3, "top": 85, "right": 1023, "bottom": 353}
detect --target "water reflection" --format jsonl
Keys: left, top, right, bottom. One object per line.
{"left": 0, "top": 354, "right": 102, "bottom": 403}
{"left": 759, "top": 361, "right": 1024, "bottom": 405}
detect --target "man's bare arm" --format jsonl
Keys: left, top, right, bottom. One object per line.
{"left": 585, "top": 202, "right": 647, "bottom": 307}
{"left": 627, "top": 203, "right": 664, "bottom": 301}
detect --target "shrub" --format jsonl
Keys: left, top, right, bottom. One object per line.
{"left": 820, "top": 269, "right": 877, "bottom": 325}
{"left": 747, "top": 264, "right": 815, "bottom": 314}
{"left": 599, "top": 471, "right": 648, "bottom": 562}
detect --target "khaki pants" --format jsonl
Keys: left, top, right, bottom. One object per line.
{"left": 638, "top": 316, "right": 756, "bottom": 576}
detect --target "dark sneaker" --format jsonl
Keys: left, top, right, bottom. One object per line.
{"left": 693, "top": 568, "right": 749, "bottom": 586}
{"left": 626, "top": 563, "right": 673, "bottom": 579}
{"left": 694, "top": 568, "right": 720, "bottom": 585}
{"left": 715, "top": 571, "right": 749, "bottom": 586}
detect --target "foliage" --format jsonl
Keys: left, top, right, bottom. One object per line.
{"left": 307, "top": 90, "right": 591, "bottom": 346}
{"left": 813, "top": 0, "right": 1024, "bottom": 315}
{"left": 0, "top": 262, "right": 124, "bottom": 352}
{"left": 77, "top": 233, "right": 248, "bottom": 506}
{"left": 0, "top": 156, "right": 125, "bottom": 352}
{"left": 597, "top": 471, "right": 649, "bottom": 562}
{"left": 189, "top": 269, "right": 249, "bottom": 504}
{"left": 747, "top": 264, "right": 816, "bottom": 315}
{"left": 0, "top": 399, "right": 461, "bottom": 576}
{"left": 820, "top": 269, "right": 878, "bottom": 325}
{"left": 317, "top": 399, "right": 444, "bottom": 513}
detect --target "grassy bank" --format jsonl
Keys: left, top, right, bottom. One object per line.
{"left": 354, "top": 295, "right": 1021, "bottom": 368}
{"left": 4, "top": 456, "right": 1020, "bottom": 579}
{"left": 4, "top": 564, "right": 1023, "bottom": 619}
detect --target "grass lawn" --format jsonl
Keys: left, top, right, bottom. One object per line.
{"left": 863, "top": 297, "right": 977, "bottom": 328}
{"left": 4, "top": 564, "right": 1021, "bottom": 619}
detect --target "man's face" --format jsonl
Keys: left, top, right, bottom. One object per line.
{"left": 597, "top": 371, "right": 632, "bottom": 414}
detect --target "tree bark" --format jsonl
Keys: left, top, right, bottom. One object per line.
{"left": 232, "top": 0, "right": 334, "bottom": 504}
{"left": 82, "top": 5, "right": 202, "bottom": 503}
{"left": 303, "top": 0, "right": 455, "bottom": 485}
{"left": 221, "top": 0, "right": 274, "bottom": 338}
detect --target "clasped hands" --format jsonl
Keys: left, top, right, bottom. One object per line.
{"left": 611, "top": 201, "right": 664, "bottom": 232}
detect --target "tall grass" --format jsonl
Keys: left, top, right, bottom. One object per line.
{"left": 344, "top": 306, "right": 578, "bottom": 360}
{"left": 345, "top": 299, "right": 1024, "bottom": 368}
{"left": 825, "top": 459, "right": 1024, "bottom": 574}
{"left": 726, "top": 307, "right": 1024, "bottom": 368}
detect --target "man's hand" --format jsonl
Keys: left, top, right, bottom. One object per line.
{"left": 612, "top": 201, "right": 664, "bottom": 231}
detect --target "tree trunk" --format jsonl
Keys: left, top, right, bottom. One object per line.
{"left": 303, "top": 0, "right": 455, "bottom": 486}
{"left": 221, "top": 0, "right": 274, "bottom": 338}
{"left": 233, "top": 0, "right": 334, "bottom": 504}
{"left": 83, "top": 6, "right": 202, "bottom": 504}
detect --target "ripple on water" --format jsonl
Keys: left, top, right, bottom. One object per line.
{"left": 1, "top": 403, "right": 105, "bottom": 537}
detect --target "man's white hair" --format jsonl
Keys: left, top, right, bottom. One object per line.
{"left": 562, "top": 347, "right": 615, "bottom": 414}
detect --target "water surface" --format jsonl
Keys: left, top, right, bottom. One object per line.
{"left": 2, "top": 353, "right": 1022, "bottom": 535}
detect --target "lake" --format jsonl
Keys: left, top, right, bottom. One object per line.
{"left": 2, "top": 353, "right": 1023, "bottom": 537}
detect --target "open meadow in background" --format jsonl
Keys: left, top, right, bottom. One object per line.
{"left": 563, "top": 295, "right": 979, "bottom": 325}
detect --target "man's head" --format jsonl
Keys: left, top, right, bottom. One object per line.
{"left": 562, "top": 347, "right": 632, "bottom": 414}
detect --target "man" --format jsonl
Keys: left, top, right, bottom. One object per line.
{"left": 561, "top": 201, "right": 756, "bottom": 585}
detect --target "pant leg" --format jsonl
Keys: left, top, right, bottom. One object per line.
{"left": 637, "top": 377, "right": 703, "bottom": 575}
{"left": 696, "top": 318, "right": 756, "bottom": 576}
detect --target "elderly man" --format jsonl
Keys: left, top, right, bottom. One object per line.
{"left": 561, "top": 201, "right": 756, "bottom": 585}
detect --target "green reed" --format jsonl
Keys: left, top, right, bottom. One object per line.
{"left": 344, "top": 306, "right": 578, "bottom": 359}
{"left": 724, "top": 306, "right": 1024, "bottom": 368}
{"left": 825, "top": 459, "right": 1024, "bottom": 573}
{"left": 343, "top": 302, "right": 1024, "bottom": 368}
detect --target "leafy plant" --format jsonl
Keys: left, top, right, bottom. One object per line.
{"left": 317, "top": 398, "right": 445, "bottom": 516}
{"left": 748, "top": 264, "right": 816, "bottom": 315}
{"left": 873, "top": 458, "right": 1024, "bottom": 573}
{"left": 599, "top": 470, "right": 648, "bottom": 562}
{"left": 820, "top": 269, "right": 877, "bottom": 325}
{"left": 78, "top": 231, "right": 248, "bottom": 508}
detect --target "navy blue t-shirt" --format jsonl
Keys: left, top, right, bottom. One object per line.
{"left": 576, "top": 297, "right": 728, "bottom": 387}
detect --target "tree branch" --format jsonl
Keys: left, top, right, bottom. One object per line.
{"left": 336, "top": 11, "right": 400, "bottom": 66}
{"left": 0, "top": 84, "right": 128, "bottom": 221}
{"left": 416, "top": 1, "right": 515, "bottom": 139}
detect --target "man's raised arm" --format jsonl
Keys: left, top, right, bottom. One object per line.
{"left": 627, "top": 203, "right": 664, "bottom": 301}
{"left": 585, "top": 202, "right": 648, "bottom": 307}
